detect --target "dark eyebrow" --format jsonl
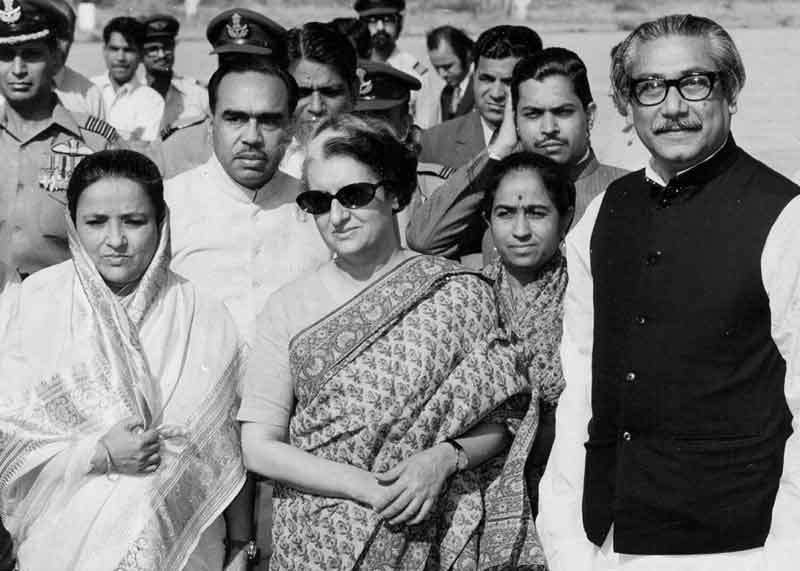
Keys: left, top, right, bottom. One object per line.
{"left": 493, "top": 202, "right": 551, "bottom": 211}
{"left": 221, "top": 109, "right": 286, "bottom": 122}
{"left": 633, "top": 68, "right": 715, "bottom": 81}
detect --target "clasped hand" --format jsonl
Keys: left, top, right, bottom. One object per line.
{"left": 98, "top": 417, "right": 162, "bottom": 475}
{"left": 369, "top": 444, "right": 456, "bottom": 527}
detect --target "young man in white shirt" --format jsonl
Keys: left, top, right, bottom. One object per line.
{"left": 92, "top": 17, "right": 164, "bottom": 142}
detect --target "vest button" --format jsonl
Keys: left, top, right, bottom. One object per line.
{"left": 623, "top": 431, "right": 632, "bottom": 441}
{"left": 646, "top": 251, "right": 663, "bottom": 265}
{"left": 635, "top": 315, "right": 648, "bottom": 325}
{"left": 624, "top": 371, "right": 637, "bottom": 382}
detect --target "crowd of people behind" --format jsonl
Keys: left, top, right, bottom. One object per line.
{"left": 0, "top": 0, "right": 799, "bottom": 570}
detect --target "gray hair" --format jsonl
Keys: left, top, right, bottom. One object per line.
{"left": 610, "top": 14, "right": 745, "bottom": 116}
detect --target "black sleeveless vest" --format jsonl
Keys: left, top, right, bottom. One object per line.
{"left": 585, "top": 138, "right": 797, "bottom": 554}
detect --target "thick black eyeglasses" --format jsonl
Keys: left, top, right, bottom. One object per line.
{"left": 630, "top": 72, "right": 718, "bottom": 106}
{"left": 296, "top": 181, "right": 387, "bottom": 215}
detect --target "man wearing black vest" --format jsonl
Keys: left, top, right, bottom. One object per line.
{"left": 538, "top": 14, "right": 800, "bottom": 571}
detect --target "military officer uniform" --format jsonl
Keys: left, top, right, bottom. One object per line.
{"left": 141, "top": 15, "right": 210, "bottom": 133}
{"left": 354, "top": 0, "right": 427, "bottom": 82}
{"left": 0, "top": 0, "right": 119, "bottom": 277}
{"left": 151, "top": 10, "right": 288, "bottom": 180}
{"left": 351, "top": 61, "right": 460, "bottom": 252}
{"left": 0, "top": 105, "right": 118, "bottom": 275}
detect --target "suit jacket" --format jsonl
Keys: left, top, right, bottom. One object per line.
{"left": 419, "top": 110, "right": 486, "bottom": 169}
{"left": 415, "top": 72, "right": 475, "bottom": 129}
{"left": 440, "top": 76, "right": 475, "bottom": 123}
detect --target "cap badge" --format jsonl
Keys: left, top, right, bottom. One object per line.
{"left": 0, "top": 0, "right": 21, "bottom": 25}
{"left": 150, "top": 20, "right": 169, "bottom": 31}
{"left": 357, "top": 68, "right": 374, "bottom": 98}
{"left": 226, "top": 13, "right": 249, "bottom": 39}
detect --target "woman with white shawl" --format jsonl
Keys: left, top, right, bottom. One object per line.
{"left": 0, "top": 150, "right": 246, "bottom": 570}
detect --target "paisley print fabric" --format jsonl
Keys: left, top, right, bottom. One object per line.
{"left": 480, "top": 252, "right": 568, "bottom": 569}
{"left": 271, "top": 255, "right": 544, "bottom": 570}
{"left": 0, "top": 212, "right": 245, "bottom": 571}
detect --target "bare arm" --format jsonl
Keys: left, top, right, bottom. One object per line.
{"left": 240, "top": 422, "right": 379, "bottom": 507}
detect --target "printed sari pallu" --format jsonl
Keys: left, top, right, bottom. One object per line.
{"left": 271, "top": 255, "right": 547, "bottom": 570}
{"left": 0, "top": 215, "right": 245, "bottom": 571}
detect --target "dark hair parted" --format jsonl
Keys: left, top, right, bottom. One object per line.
{"left": 482, "top": 151, "right": 576, "bottom": 221}
{"left": 426, "top": 26, "right": 474, "bottom": 67}
{"left": 308, "top": 114, "right": 417, "bottom": 211}
{"left": 328, "top": 17, "right": 371, "bottom": 59}
{"left": 610, "top": 14, "right": 745, "bottom": 117}
{"left": 512, "top": 47, "right": 594, "bottom": 109}
{"left": 67, "top": 150, "right": 165, "bottom": 223}
{"left": 287, "top": 22, "right": 358, "bottom": 94}
{"left": 474, "top": 25, "right": 542, "bottom": 61}
{"left": 208, "top": 59, "right": 299, "bottom": 115}
{"left": 102, "top": 17, "right": 145, "bottom": 50}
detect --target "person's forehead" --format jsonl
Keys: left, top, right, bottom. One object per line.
{"left": 518, "top": 75, "right": 581, "bottom": 106}
{"left": 430, "top": 41, "right": 457, "bottom": 58}
{"left": 494, "top": 170, "right": 550, "bottom": 203}
{"left": 107, "top": 31, "right": 134, "bottom": 47}
{"left": 216, "top": 71, "right": 288, "bottom": 108}
{"left": 291, "top": 59, "right": 347, "bottom": 88}
{"left": 477, "top": 56, "right": 518, "bottom": 76}
{"left": 629, "top": 35, "right": 716, "bottom": 78}
{"left": 143, "top": 38, "right": 174, "bottom": 47}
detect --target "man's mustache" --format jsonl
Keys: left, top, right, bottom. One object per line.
{"left": 653, "top": 120, "right": 702, "bottom": 134}
{"left": 370, "top": 31, "right": 393, "bottom": 46}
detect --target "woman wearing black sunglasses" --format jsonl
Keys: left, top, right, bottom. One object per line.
{"left": 238, "top": 114, "right": 541, "bottom": 570}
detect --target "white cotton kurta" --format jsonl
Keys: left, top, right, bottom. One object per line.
{"left": 536, "top": 176, "right": 800, "bottom": 571}
{"left": 165, "top": 155, "right": 331, "bottom": 346}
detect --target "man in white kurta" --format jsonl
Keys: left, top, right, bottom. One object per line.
{"left": 166, "top": 156, "right": 329, "bottom": 346}
{"left": 537, "top": 14, "right": 800, "bottom": 571}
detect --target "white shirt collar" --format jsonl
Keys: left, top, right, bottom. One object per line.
{"left": 645, "top": 136, "right": 730, "bottom": 187}
{"left": 480, "top": 115, "right": 495, "bottom": 148}
{"left": 99, "top": 71, "right": 142, "bottom": 96}
{"left": 456, "top": 65, "right": 473, "bottom": 94}
{"left": 208, "top": 153, "right": 258, "bottom": 203}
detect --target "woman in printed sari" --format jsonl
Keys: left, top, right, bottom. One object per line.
{"left": 478, "top": 151, "right": 575, "bottom": 517}
{"left": 239, "top": 114, "right": 542, "bottom": 570}
{"left": 0, "top": 150, "right": 247, "bottom": 571}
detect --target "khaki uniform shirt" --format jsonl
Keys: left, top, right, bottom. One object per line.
{"left": 159, "top": 75, "right": 209, "bottom": 134}
{"left": 150, "top": 116, "right": 211, "bottom": 180}
{"left": 0, "top": 102, "right": 119, "bottom": 275}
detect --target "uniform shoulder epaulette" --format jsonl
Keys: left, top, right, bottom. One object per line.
{"left": 160, "top": 115, "right": 207, "bottom": 141}
{"left": 82, "top": 115, "right": 119, "bottom": 143}
{"left": 417, "top": 162, "right": 455, "bottom": 179}
{"left": 413, "top": 61, "right": 428, "bottom": 76}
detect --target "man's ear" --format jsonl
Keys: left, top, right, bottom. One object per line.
{"left": 585, "top": 101, "right": 597, "bottom": 131}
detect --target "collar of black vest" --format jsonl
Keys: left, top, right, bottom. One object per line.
{"left": 648, "top": 135, "right": 739, "bottom": 204}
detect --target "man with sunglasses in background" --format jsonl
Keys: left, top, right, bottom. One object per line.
{"left": 538, "top": 15, "right": 800, "bottom": 571}
{"left": 141, "top": 14, "right": 209, "bottom": 136}
{"left": 354, "top": 0, "right": 426, "bottom": 84}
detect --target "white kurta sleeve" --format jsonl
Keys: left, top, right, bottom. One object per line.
{"left": 760, "top": 194, "right": 800, "bottom": 569}
{"left": 536, "top": 192, "right": 605, "bottom": 571}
